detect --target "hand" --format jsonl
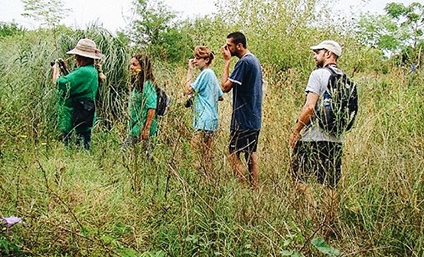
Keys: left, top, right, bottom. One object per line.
{"left": 221, "top": 45, "right": 231, "bottom": 61}
{"left": 99, "top": 72, "right": 106, "bottom": 83}
{"left": 57, "top": 58, "right": 67, "bottom": 70}
{"left": 188, "top": 59, "right": 195, "bottom": 69}
{"left": 290, "top": 130, "right": 301, "bottom": 149}
{"left": 51, "top": 63, "right": 60, "bottom": 83}
{"left": 141, "top": 129, "right": 149, "bottom": 141}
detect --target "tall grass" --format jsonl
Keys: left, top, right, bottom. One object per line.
{"left": 0, "top": 2, "right": 423, "bottom": 256}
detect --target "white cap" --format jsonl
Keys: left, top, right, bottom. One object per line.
{"left": 310, "top": 40, "right": 342, "bottom": 57}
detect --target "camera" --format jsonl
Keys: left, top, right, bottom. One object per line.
{"left": 51, "top": 58, "right": 69, "bottom": 75}
{"left": 185, "top": 93, "right": 194, "bottom": 108}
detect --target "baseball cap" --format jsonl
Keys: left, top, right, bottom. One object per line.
{"left": 310, "top": 40, "right": 342, "bottom": 57}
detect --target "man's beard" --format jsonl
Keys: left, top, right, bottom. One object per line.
{"left": 316, "top": 59, "right": 324, "bottom": 68}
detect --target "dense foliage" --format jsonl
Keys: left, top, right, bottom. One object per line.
{"left": 356, "top": 2, "right": 424, "bottom": 64}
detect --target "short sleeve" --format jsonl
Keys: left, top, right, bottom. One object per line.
{"left": 57, "top": 68, "right": 82, "bottom": 87}
{"left": 144, "top": 81, "right": 157, "bottom": 109}
{"left": 210, "top": 69, "right": 223, "bottom": 98}
{"left": 191, "top": 70, "right": 207, "bottom": 92}
{"left": 57, "top": 76, "right": 69, "bottom": 87}
{"left": 229, "top": 59, "right": 248, "bottom": 85}
{"left": 57, "top": 70, "right": 78, "bottom": 97}
{"left": 305, "top": 69, "right": 330, "bottom": 96}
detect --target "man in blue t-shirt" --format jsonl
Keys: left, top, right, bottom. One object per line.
{"left": 221, "top": 32, "right": 263, "bottom": 190}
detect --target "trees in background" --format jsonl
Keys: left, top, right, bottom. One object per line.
{"left": 357, "top": 2, "right": 424, "bottom": 66}
{"left": 129, "top": 0, "right": 193, "bottom": 63}
{"left": 21, "top": 0, "right": 72, "bottom": 53}
{"left": 0, "top": 22, "right": 26, "bottom": 37}
{"left": 127, "top": 0, "right": 336, "bottom": 71}
{"left": 21, "top": 0, "right": 71, "bottom": 29}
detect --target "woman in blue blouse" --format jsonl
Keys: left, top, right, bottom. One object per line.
{"left": 185, "top": 46, "right": 223, "bottom": 176}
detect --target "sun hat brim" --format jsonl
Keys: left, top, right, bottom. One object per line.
{"left": 66, "top": 48, "right": 103, "bottom": 59}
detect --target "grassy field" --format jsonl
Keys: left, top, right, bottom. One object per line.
{"left": 0, "top": 23, "right": 423, "bottom": 256}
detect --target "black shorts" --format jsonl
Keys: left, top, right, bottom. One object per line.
{"left": 229, "top": 130, "right": 260, "bottom": 154}
{"left": 291, "top": 141, "right": 342, "bottom": 189}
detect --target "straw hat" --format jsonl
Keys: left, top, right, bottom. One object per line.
{"left": 66, "top": 38, "right": 103, "bottom": 59}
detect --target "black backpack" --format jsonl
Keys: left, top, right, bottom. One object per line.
{"left": 155, "top": 86, "right": 170, "bottom": 116}
{"left": 315, "top": 66, "right": 358, "bottom": 135}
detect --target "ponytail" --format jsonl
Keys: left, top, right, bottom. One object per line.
{"left": 94, "top": 59, "right": 106, "bottom": 84}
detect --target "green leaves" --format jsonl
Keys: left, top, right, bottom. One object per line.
{"left": 279, "top": 237, "right": 340, "bottom": 256}
{"left": 184, "top": 234, "right": 198, "bottom": 244}
{"left": 129, "top": 0, "right": 191, "bottom": 63}
{"left": 385, "top": 3, "right": 407, "bottom": 19}
{"left": 0, "top": 22, "right": 26, "bottom": 37}
{"left": 356, "top": 1, "right": 424, "bottom": 62}
{"left": 0, "top": 236, "right": 22, "bottom": 255}
{"left": 311, "top": 237, "right": 341, "bottom": 256}
{"left": 356, "top": 14, "right": 401, "bottom": 52}
{"left": 21, "top": 0, "right": 71, "bottom": 29}
{"left": 280, "top": 249, "right": 304, "bottom": 256}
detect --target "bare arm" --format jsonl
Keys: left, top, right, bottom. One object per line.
{"left": 142, "top": 108, "right": 156, "bottom": 140}
{"left": 185, "top": 59, "right": 195, "bottom": 94}
{"left": 51, "top": 65, "right": 60, "bottom": 84}
{"left": 290, "top": 92, "right": 319, "bottom": 148}
{"left": 52, "top": 58, "right": 69, "bottom": 83}
{"left": 221, "top": 45, "right": 233, "bottom": 93}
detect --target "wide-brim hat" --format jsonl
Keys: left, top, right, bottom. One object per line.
{"left": 310, "top": 40, "right": 342, "bottom": 57}
{"left": 66, "top": 38, "right": 104, "bottom": 59}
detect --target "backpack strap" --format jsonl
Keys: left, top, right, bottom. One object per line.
{"left": 323, "top": 65, "right": 347, "bottom": 93}
{"left": 322, "top": 66, "right": 335, "bottom": 95}
{"left": 324, "top": 65, "right": 346, "bottom": 77}
{"left": 324, "top": 65, "right": 337, "bottom": 76}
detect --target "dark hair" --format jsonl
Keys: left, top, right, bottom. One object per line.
{"left": 194, "top": 46, "right": 215, "bottom": 65}
{"left": 76, "top": 55, "right": 94, "bottom": 65}
{"left": 227, "top": 32, "right": 247, "bottom": 48}
{"left": 131, "top": 54, "right": 156, "bottom": 92}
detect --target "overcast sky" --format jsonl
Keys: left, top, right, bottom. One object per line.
{"left": 1, "top": 0, "right": 417, "bottom": 32}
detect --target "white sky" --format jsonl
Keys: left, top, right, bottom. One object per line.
{"left": 1, "top": 0, "right": 417, "bottom": 32}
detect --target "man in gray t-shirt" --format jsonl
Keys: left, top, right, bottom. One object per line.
{"left": 289, "top": 40, "right": 345, "bottom": 236}
{"left": 301, "top": 67, "right": 343, "bottom": 143}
